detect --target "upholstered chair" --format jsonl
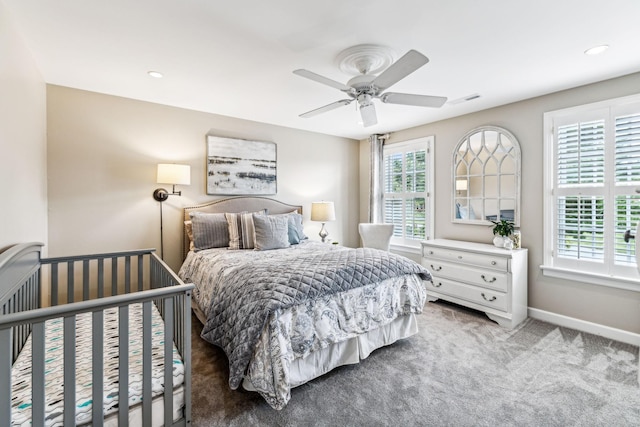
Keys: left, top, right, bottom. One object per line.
{"left": 358, "top": 223, "right": 394, "bottom": 251}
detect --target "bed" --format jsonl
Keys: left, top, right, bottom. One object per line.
{"left": 178, "top": 196, "right": 431, "bottom": 409}
{"left": 0, "top": 243, "right": 194, "bottom": 426}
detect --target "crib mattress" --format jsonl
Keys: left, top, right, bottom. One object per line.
{"left": 10, "top": 303, "right": 185, "bottom": 426}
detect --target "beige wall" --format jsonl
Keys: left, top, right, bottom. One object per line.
{"left": 0, "top": 3, "right": 47, "bottom": 252}
{"left": 46, "top": 85, "right": 359, "bottom": 272}
{"left": 361, "top": 72, "right": 640, "bottom": 334}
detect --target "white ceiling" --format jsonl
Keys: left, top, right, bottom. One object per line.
{"left": 4, "top": 0, "right": 640, "bottom": 140}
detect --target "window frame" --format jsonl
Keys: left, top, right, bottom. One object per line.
{"left": 382, "top": 136, "right": 435, "bottom": 252}
{"left": 542, "top": 93, "right": 640, "bottom": 291}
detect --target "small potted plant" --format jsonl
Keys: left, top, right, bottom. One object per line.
{"left": 490, "top": 219, "right": 514, "bottom": 248}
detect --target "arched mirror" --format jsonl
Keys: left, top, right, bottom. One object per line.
{"left": 452, "top": 126, "right": 521, "bottom": 226}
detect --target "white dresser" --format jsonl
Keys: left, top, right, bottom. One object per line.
{"left": 421, "top": 239, "right": 528, "bottom": 329}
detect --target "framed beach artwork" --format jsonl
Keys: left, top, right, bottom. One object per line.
{"left": 206, "top": 135, "right": 277, "bottom": 195}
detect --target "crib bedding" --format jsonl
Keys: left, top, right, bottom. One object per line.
{"left": 179, "top": 241, "right": 430, "bottom": 409}
{"left": 11, "top": 303, "right": 185, "bottom": 427}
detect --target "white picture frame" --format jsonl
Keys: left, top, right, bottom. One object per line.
{"left": 206, "top": 135, "right": 277, "bottom": 195}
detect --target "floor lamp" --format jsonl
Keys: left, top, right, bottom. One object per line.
{"left": 153, "top": 163, "right": 191, "bottom": 259}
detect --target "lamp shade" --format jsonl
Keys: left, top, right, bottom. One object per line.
{"left": 455, "top": 179, "right": 468, "bottom": 191}
{"left": 157, "top": 164, "right": 191, "bottom": 185}
{"left": 311, "top": 201, "right": 336, "bottom": 222}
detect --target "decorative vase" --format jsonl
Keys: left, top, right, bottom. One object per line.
{"left": 503, "top": 238, "right": 514, "bottom": 250}
{"left": 493, "top": 236, "right": 506, "bottom": 247}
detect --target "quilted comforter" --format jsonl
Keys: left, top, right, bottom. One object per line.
{"left": 179, "top": 242, "right": 431, "bottom": 408}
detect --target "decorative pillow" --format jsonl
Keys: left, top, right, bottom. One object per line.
{"left": 290, "top": 212, "right": 308, "bottom": 242}
{"left": 184, "top": 220, "right": 195, "bottom": 251}
{"left": 286, "top": 217, "right": 300, "bottom": 245}
{"left": 225, "top": 210, "right": 267, "bottom": 250}
{"left": 189, "top": 212, "right": 229, "bottom": 251}
{"left": 253, "top": 213, "right": 290, "bottom": 251}
{"left": 270, "top": 211, "right": 307, "bottom": 245}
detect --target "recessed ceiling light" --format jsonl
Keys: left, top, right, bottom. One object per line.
{"left": 584, "top": 45, "right": 609, "bottom": 55}
{"left": 147, "top": 71, "right": 163, "bottom": 78}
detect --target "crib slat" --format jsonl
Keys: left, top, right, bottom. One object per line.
{"left": 32, "top": 321, "right": 46, "bottom": 426}
{"left": 32, "top": 271, "right": 39, "bottom": 311}
{"left": 98, "top": 258, "right": 104, "bottom": 298}
{"left": 142, "top": 301, "right": 152, "bottom": 426}
{"left": 118, "top": 305, "right": 129, "bottom": 426}
{"left": 63, "top": 315, "right": 76, "bottom": 426}
{"left": 183, "top": 291, "right": 192, "bottom": 423}
{"left": 83, "top": 259, "right": 90, "bottom": 301}
{"left": 9, "top": 293, "right": 17, "bottom": 359}
{"left": 164, "top": 297, "right": 174, "bottom": 426}
{"left": 112, "top": 257, "right": 118, "bottom": 296}
{"left": 150, "top": 258, "right": 157, "bottom": 289}
{"left": 51, "top": 263, "right": 59, "bottom": 306}
{"left": 0, "top": 328, "right": 11, "bottom": 426}
{"left": 138, "top": 255, "right": 144, "bottom": 292}
{"left": 67, "top": 262, "right": 74, "bottom": 304}
{"left": 92, "top": 310, "right": 105, "bottom": 424}
{"left": 125, "top": 256, "right": 131, "bottom": 293}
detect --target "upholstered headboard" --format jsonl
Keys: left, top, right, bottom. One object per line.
{"left": 182, "top": 196, "right": 303, "bottom": 259}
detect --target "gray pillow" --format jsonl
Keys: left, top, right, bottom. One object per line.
{"left": 253, "top": 213, "right": 290, "bottom": 250}
{"left": 189, "top": 212, "right": 229, "bottom": 251}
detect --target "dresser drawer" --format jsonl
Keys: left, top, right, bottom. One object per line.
{"left": 422, "top": 246, "right": 509, "bottom": 271}
{"left": 423, "top": 258, "right": 509, "bottom": 292}
{"left": 426, "top": 277, "right": 508, "bottom": 312}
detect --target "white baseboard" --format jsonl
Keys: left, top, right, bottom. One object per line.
{"left": 528, "top": 307, "right": 640, "bottom": 347}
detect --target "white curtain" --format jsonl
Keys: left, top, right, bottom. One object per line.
{"left": 368, "top": 133, "right": 387, "bottom": 223}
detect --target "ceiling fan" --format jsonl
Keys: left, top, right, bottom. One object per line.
{"left": 293, "top": 45, "right": 447, "bottom": 127}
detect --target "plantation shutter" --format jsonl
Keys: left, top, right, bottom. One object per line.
{"left": 550, "top": 102, "right": 640, "bottom": 278}
{"left": 382, "top": 138, "right": 432, "bottom": 246}
{"left": 613, "top": 112, "right": 640, "bottom": 266}
{"left": 615, "top": 113, "right": 640, "bottom": 183}
{"left": 555, "top": 120, "right": 605, "bottom": 266}
{"left": 556, "top": 120, "right": 605, "bottom": 186}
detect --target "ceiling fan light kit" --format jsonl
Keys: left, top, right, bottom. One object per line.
{"left": 293, "top": 44, "right": 447, "bottom": 127}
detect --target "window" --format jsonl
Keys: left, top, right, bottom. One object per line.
{"left": 542, "top": 94, "right": 640, "bottom": 290}
{"left": 383, "top": 137, "right": 434, "bottom": 248}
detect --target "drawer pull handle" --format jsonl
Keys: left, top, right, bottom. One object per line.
{"left": 458, "top": 255, "right": 463, "bottom": 259}
{"left": 481, "top": 293, "right": 497, "bottom": 302}
{"left": 481, "top": 275, "right": 497, "bottom": 283}
{"left": 430, "top": 264, "right": 442, "bottom": 271}
{"left": 491, "top": 261, "right": 497, "bottom": 265}
{"left": 429, "top": 251, "right": 434, "bottom": 255}
{"left": 432, "top": 281, "right": 442, "bottom": 288}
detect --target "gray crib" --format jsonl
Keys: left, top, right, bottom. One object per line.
{"left": 0, "top": 242, "right": 193, "bottom": 426}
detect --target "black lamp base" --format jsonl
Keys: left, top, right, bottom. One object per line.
{"left": 153, "top": 188, "right": 169, "bottom": 202}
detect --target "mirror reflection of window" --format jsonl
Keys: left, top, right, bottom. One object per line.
{"left": 453, "top": 126, "right": 521, "bottom": 225}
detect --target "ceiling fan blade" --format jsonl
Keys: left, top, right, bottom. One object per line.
{"left": 372, "top": 50, "right": 429, "bottom": 92}
{"left": 293, "top": 69, "right": 352, "bottom": 92}
{"left": 299, "top": 99, "right": 352, "bottom": 118}
{"left": 360, "top": 103, "right": 377, "bottom": 127}
{"left": 381, "top": 92, "right": 447, "bottom": 108}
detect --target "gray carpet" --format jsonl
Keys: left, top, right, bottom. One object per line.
{"left": 191, "top": 301, "right": 640, "bottom": 426}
